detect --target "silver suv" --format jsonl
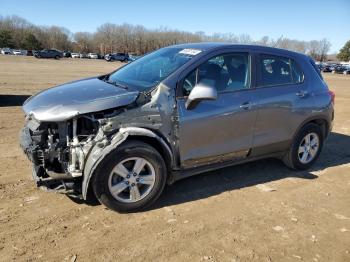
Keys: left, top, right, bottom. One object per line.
{"left": 20, "top": 43, "right": 334, "bottom": 212}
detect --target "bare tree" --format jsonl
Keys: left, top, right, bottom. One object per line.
{"left": 74, "top": 32, "right": 93, "bottom": 52}
{"left": 319, "top": 38, "right": 331, "bottom": 62}
{"left": 0, "top": 14, "right": 332, "bottom": 60}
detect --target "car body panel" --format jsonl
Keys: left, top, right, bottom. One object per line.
{"left": 177, "top": 89, "right": 259, "bottom": 167}
{"left": 23, "top": 77, "right": 139, "bottom": 122}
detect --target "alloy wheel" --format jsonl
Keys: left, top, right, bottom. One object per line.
{"left": 298, "top": 132, "right": 320, "bottom": 164}
{"left": 108, "top": 157, "right": 156, "bottom": 203}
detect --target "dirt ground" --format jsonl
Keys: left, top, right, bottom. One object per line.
{"left": 0, "top": 56, "right": 349, "bottom": 262}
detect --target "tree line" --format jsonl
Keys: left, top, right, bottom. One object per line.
{"left": 0, "top": 15, "right": 335, "bottom": 61}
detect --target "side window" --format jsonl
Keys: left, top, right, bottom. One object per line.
{"left": 291, "top": 59, "right": 304, "bottom": 83}
{"left": 182, "top": 69, "right": 197, "bottom": 96}
{"left": 181, "top": 52, "right": 250, "bottom": 96}
{"left": 259, "top": 55, "right": 292, "bottom": 86}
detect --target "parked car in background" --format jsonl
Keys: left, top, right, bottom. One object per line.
{"left": 79, "top": 53, "right": 88, "bottom": 58}
{"left": 13, "top": 50, "right": 23, "bottom": 55}
{"left": 105, "top": 52, "right": 129, "bottom": 62}
{"left": 329, "top": 64, "right": 339, "bottom": 72}
{"left": 71, "top": 53, "right": 80, "bottom": 58}
{"left": 63, "top": 51, "right": 72, "bottom": 58}
{"left": 341, "top": 65, "right": 350, "bottom": 75}
{"left": 20, "top": 43, "right": 334, "bottom": 213}
{"left": 128, "top": 54, "right": 141, "bottom": 61}
{"left": 332, "top": 65, "right": 347, "bottom": 74}
{"left": 34, "top": 49, "right": 63, "bottom": 59}
{"left": 88, "top": 53, "right": 98, "bottom": 59}
{"left": 321, "top": 65, "right": 332, "bottom": 73}
{"left": 27, "top": 50, "right": 34, "bottom": 56}
{"left": 1, "top": 48, "right": 12, "bottom": 55}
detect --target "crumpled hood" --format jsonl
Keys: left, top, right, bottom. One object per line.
{"left": 23, "top": 77, "right": 139, "bottom": 122}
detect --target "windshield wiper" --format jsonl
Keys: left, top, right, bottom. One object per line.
{"left": 104, "top": 78, "right": 128, "bottom": 90}
{"left": 112, "top": 81, "right": 128, "bottom": 90}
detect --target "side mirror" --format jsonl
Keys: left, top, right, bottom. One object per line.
{"left": 185, "top": 80, "right": 217, "bottom": 110}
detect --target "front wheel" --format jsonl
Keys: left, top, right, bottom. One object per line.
{"left": 92, "top": 140, "right": 167, "bottom": 213}
{"left": 283, "top": 123, "right": 323, "bottom": 170}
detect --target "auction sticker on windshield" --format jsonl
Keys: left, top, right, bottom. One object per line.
{"left": 179, "top": 49, "right": 202, "bottom": 56}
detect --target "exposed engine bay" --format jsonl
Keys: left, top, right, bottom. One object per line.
{"left": 20, "top": 107, "right": 129, "bottom": 194}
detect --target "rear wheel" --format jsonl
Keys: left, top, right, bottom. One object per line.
{"left": 92, "top": 140, "right": 167, "bottom": 212}
{"left": 55, "top": 55, "right": 60, "bottom": 59}
{"left": 283, "top": 123, "right": 323, "bottom": 170}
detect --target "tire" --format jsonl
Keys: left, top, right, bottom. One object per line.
{"left": 92, "top": 140, "right": 167, "bottom": 213}
{"left": 283, "top": 123, "right": 323, "bottom": 170}
{"left": 55, "top": 55, "right": 60, "bottom": 60}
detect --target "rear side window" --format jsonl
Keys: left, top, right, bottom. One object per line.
{"left": 258, "top": 54, "right": 304, "bottom": 86}
{"left": 291, "top": 59, "right": 304, "bottom": 83}
{"left": 309, "top": 58, "right": 323, "bottom": 80}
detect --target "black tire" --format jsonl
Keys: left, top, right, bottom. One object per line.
{"left": 55, "top": 55, "right": 60, "bottom": 60}
{"left": 92, "top": 140, "right": 167, "bottom": 213}
{"left": 283, "top": 123, "right": 323, "bottom": 170}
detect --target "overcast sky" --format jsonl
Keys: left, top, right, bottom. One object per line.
{"left": 1, "top": 0, "right": 349, "bottom": 53}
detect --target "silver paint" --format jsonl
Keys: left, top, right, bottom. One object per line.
{"left": 23, "top": 77, "right": 139, "bottom": 122}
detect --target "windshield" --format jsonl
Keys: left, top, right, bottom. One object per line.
{"left": 107, "top": 47, "right": 201, "bottom": 92}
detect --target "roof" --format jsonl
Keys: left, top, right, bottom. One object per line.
{"left": 170, "top": 42, "right": 308, "bottom": 59}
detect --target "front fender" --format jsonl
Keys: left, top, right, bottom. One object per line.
{"left": 82, "top": 127, "right": 173, "bottom": 200}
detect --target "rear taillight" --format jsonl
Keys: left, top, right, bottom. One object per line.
{"left": 328, "top": 90, "right": 335, "bottom": 104}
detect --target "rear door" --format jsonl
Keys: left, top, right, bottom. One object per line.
{"left": 250, "top": 53, "right": 314, "bottom": 156}
{"left": 177, "top": 51, "right": 259, "bottom": 168}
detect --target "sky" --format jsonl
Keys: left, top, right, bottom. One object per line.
{"left": 1, "top": 0, "right": 349, "bottom": 53}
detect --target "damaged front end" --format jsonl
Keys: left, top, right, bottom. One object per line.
{"left": 19, "top": 76, "right": 146, "bottom": 196}
{"left": 19, "top": 78, "right": 176, "bottom": 200}
{"left": 20, "top": 110, "right": 111, "bottom": 195}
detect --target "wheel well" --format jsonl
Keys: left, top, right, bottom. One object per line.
{"left": 125, "top": 135, "right": 172, "bottom": 172}
{"left": 306, "top": 119, "right": 329, "bottom": 139}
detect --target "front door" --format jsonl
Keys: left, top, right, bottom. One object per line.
{"left": 176, "top": 52, "right": 258, "bottom": 168}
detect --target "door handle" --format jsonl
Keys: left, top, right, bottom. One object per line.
{"left": 296, "top": 90, "right": 308, "bottom": 98}
{"left": 240, "top": 101, "right": 252, "bottom": 110}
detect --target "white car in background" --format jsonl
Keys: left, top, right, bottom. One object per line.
{"left": 71, "top": 53, "right": 80, "bottom": 58}
{"left": 88, "top": 53, "right": 98, "bottom": 59}
{"left": 1, "top": 48, "right": 12, "bottom": 55}
{"left": 13, "top": 50, "right": 23, "bottom": 55}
